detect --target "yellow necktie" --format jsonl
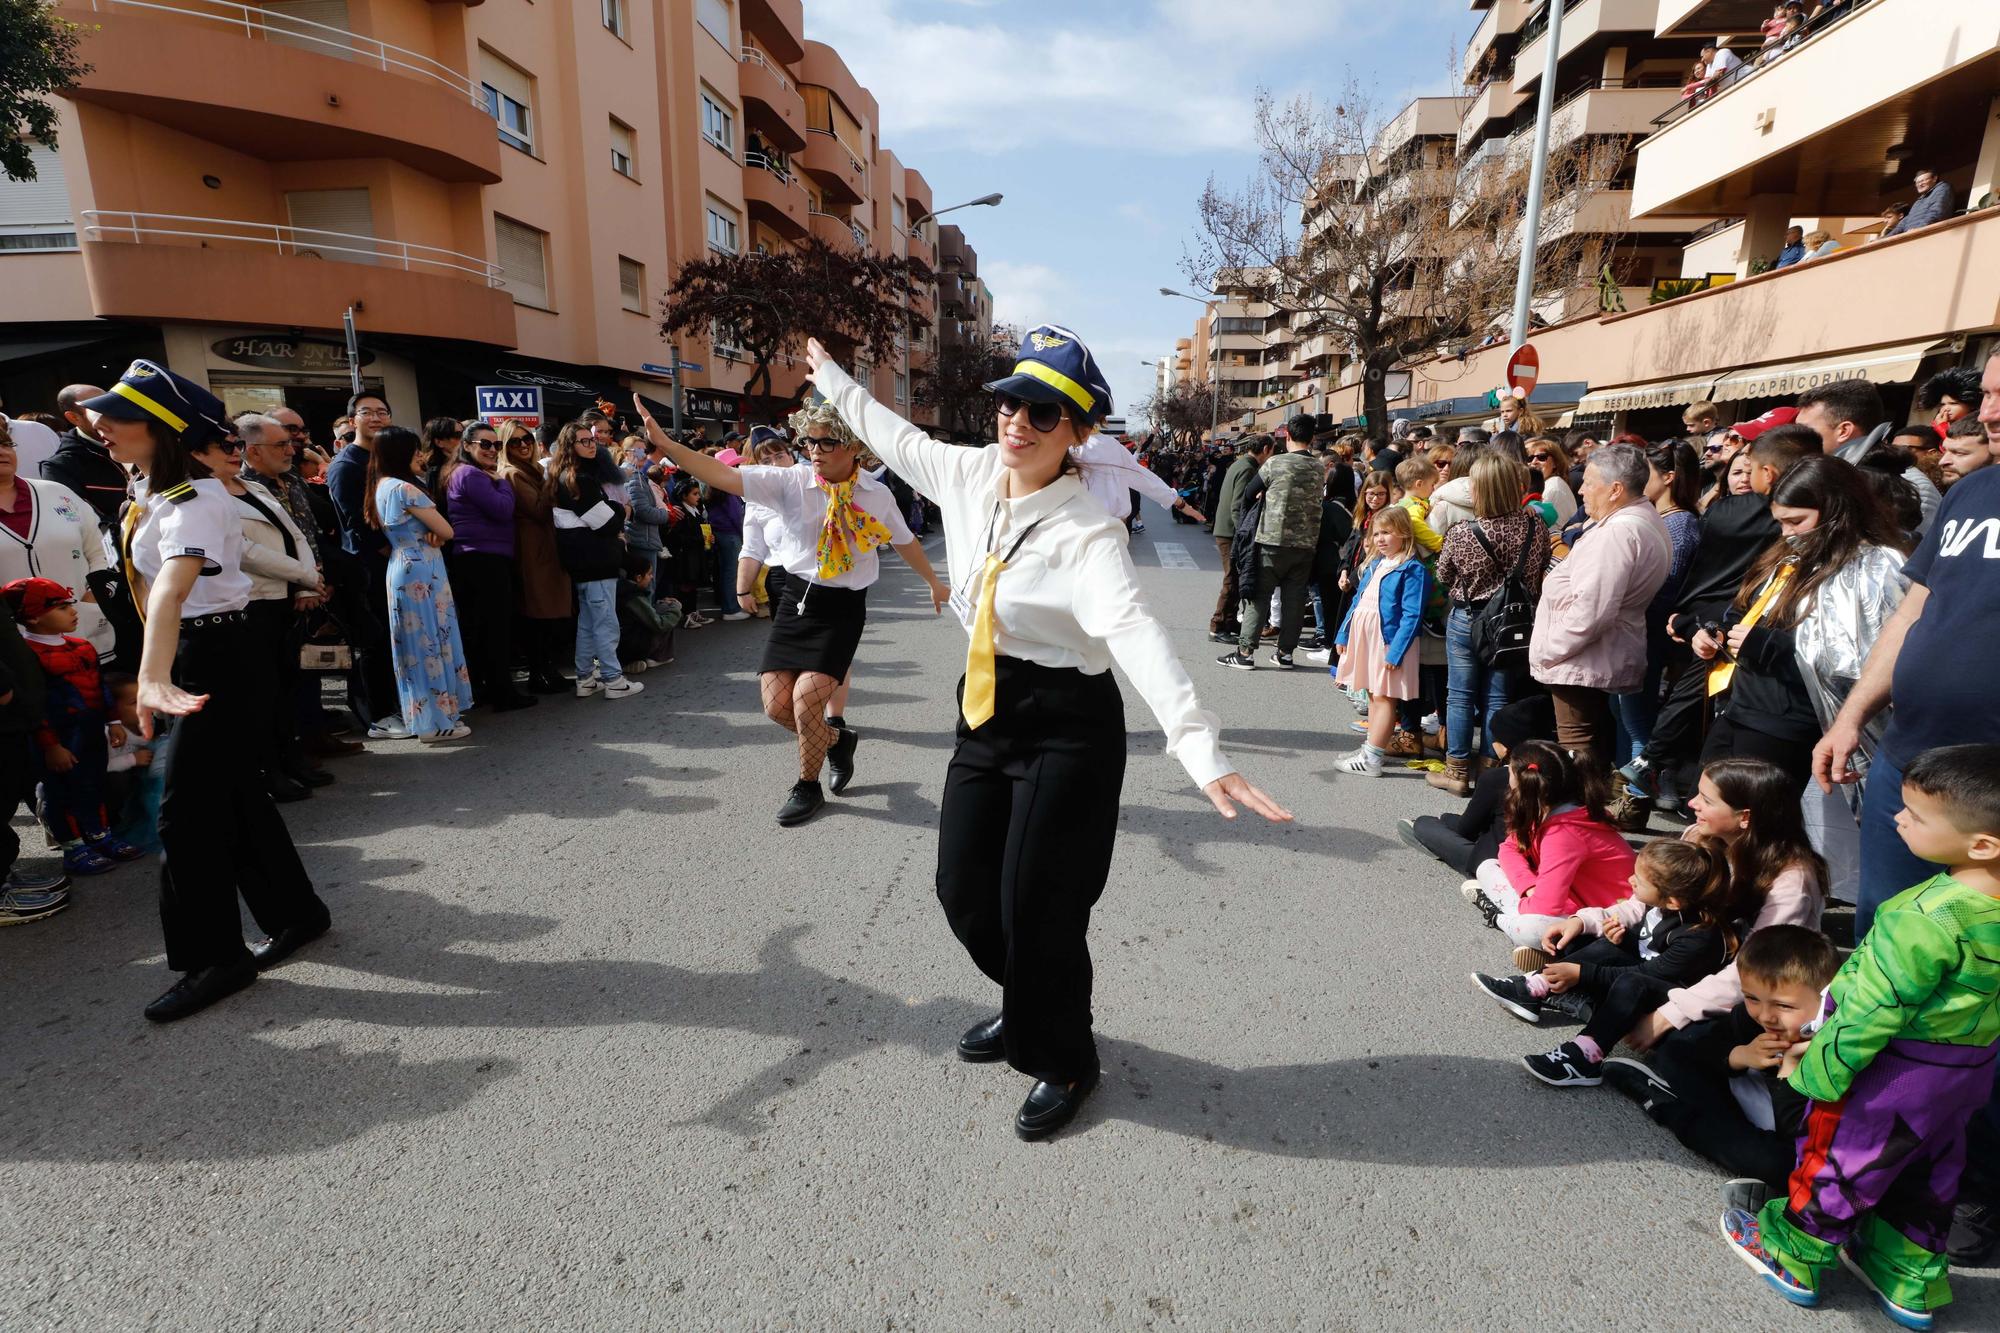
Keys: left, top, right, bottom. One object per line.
{"left": 1708, "top": 563, "right": 1792, "bottom": 696}
{"left": 961, "top": 552, "right": 1007, "bottom": 728}
{"left": 121, "top": 501, "right": 148, "bottom": 624}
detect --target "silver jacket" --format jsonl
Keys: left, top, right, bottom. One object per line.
{"left": 1793, "top": 543, "right": 1909, "bottom": 809}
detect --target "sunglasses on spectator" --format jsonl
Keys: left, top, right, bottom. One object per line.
{"left": 467, "top": 437, "right": 498, "bottom": 450}
{"left": 1528, "top": 452, "right": 1552, "bottom": 463}
{"left": 215, "top": 438, "right": 246, "bottom": 454}
{"left": 995, "top": 392, "right": 1067, "bottom": 434}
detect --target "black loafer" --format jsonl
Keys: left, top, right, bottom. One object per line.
{"left": 268, "top": 775, "right": 311, "bottom": 803}
{"left": 826, "top": 728, "right": 860, "bottom": 794}
{"left": 957, "top": 1014, "right": 1005, "bottom": 1062}
{"left": 249, "top": 912, "right": 332, "bottom": 971}
{"left": 1015, "top": 1068, "right": 1100, "bottom": 1141}
{"left": 143, "top": 959, "right": 257, "bottom": 1022}
{"left": 291, "top": 768, "right": 336, "bottom": 789}
{"left": 776, "top": 780, "right": 825, "bottom": 827}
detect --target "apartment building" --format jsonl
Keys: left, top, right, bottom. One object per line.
{"left": 1214, "top": 0, "right": 1999, "bottom": 442}
{"left": 0, "top": 0, "right": 982, "bottom": 439}
{"left": 936, "top": 223, "right": 993, "bottom": 358}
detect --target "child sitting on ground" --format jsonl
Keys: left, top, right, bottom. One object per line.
{"left": 1400, "top": 694, "right": 1556, "bottom": 877}
{"left": 615, "top": 553, "right": 681, "bottom": 674}
{"left": 1461, "top": 739, "right": 1633, "bottom": 948}
{"left": 1723, "top": 743, "right": 2000, "bottom": 1329}
{"left": 1604, "top": 924, "right": 1839, "bottom": 1216}
{"left": 1472, "top": 837, "right": 1732, "bottom": 1087}
{"left": 4, "top": 577, "right": 144, "bottom": 875}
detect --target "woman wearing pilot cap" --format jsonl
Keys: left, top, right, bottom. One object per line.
{"left": 804, "top": 324, "right": 1291, "bottom": 1140}
{"left": 82, "top": 361, "right": 331, "bottom": 1022}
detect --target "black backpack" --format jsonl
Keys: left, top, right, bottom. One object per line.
{"left": 1468, "top": 524, "right": 1537, "bottom": 670}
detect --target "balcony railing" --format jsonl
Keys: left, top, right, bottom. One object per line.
{"left": 79, "top": 211, "right": 504, "bottom": 285}
{"left": 1650, "top": 0, "right": 1880, "bottom": 130}
{"left": 744, "top": 149, "right": 801, "bottom": 188}
{"left": 80, "top": 0, "right": 482, "bottom": 106}
{"left": 1516, "top": 0, "right": 1584, "bottom": 51}
{"left": 805, "top": 126, "right": 866, "bottom": 177}
{"left": 738, "top": 45, "right": 794, "bottom": 94}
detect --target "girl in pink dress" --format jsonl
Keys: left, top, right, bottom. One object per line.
{"left": 1333, "top": 507, "right": 1429, "bottom": 776}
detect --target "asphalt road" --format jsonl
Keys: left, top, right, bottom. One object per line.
{"left": 6, "top": 498, "right": 1996, "bottom": 1331}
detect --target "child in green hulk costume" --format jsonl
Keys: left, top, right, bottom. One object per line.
{"left": 1722, "top": 743, "right": 2000, "bottom": 1331}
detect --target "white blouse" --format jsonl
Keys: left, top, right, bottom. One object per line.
{"left": 128, "top": 477, "right": 253, "bottom": 618}
{"left": 738, "top": 461, "right": 913, "bottom": 589}
{"left": 813, "top": 362, "right": 1232, "bottom": 788}
{"left": 740, "top": 503, "right": 803, "bottom": 571}
{"left": 1072, "top": 434, "right": 1180, "bottom": 520}
{"left": 0, "top": 478, "right": 113, "bottom": 658}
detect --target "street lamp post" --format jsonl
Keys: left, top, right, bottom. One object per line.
{"left": 1510, "top": 2, "right": 1565, "bottom": 351}
{"left": 906, "top": 195, "right": 1000, "bottom": 428}
{"left": 1160, "top": 286, "right": 1225, "bottom": 441}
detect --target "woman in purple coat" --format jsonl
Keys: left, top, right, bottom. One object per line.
{"left": 442, "top": 420, "right": 535, "bottom": 712}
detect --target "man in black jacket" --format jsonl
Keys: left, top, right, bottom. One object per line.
{"left": 40, "top": 384, "right": 128, "bottom": 527}
{"left": 0, "top": 627, "right": 72, "bottom": 922}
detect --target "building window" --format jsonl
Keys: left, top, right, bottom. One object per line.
{"left": 619, "top": 256, "right": 646, "bottom": 313}
{"left": 700, "top": 89, "right": 734, "bottom": 156}
{"left": 495, "top": 214, "right": 550, "bottom": 309}
{"left": 894, "top": 371, "right": 908, "bottom": 404}
{"left": 610, "top": 119, "right": 637, "bottom": 179}
{"left": 891, "top": 198, "right": 905, "bottom": 232}
{"left": 696, "top": 0, "right": 732, "bottom": 48}
{"left": 600, "top": 0, "right": 627, "bottom": 40}
{"left": 0, "top": 143, "right": 78, "bottom": 251}
{"left": 479, "top": 51, "right": 535, "bottom": 155}
{"left": 705, "top": 199, "right": 739, "bottom": 254}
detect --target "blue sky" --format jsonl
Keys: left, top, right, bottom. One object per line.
{"left": 803, "top": 0, "right": 1484, "bottom": 422}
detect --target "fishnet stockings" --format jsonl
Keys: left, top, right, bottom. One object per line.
{"left": 761, "top": 670, "right": 842, "bottom": 781}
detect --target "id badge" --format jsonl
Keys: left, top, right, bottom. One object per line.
{"left": 947, "top": 580, "right": 977, "bottom": 630}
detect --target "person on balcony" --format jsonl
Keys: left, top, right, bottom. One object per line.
{"left": 1771, "top": 226, "right": 1807, "bottom": 269}
{"left": 1884, "top": 168, "right": 1956, "bottom": 237}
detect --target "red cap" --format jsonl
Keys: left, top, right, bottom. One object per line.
{"left": 2, "top": 576, "right": 76, "bottom": 623}
{"left": 1731, "top": 405, "right": 1798, "bottom": 443}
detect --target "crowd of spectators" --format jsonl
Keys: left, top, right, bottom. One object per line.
{"left": 1140, "top": 348, "right": 2000, "bottom": 1312}
{"left": 0, "top": 388, "right": 832, "bottom": 914}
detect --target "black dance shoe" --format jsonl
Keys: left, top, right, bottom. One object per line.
{"left": 776, "top": 780, "right": 825, "bottom": 827}
{"left": 957, "top": 1014, "right": 1005, "bottom": 1062}
{"left": 268, "top": 774, "right": 311, "bottom": 803}
{"left": 250, "top": 911, "right": 332, "bottom": 971}
{"left": 143, "top": 960, "right": 257, "bottom": 1022}
{"left": 1015, "top": 1068, "right": 1100, "bottom": 1141}
{"left": 826, "top": 728, "right": 860, "bottom": 794}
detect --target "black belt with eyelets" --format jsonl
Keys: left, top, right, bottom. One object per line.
{"left": 180, "top": 610, "right": 249, "bottom": 631}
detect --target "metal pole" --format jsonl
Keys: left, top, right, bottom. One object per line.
{"left": 342, "top": 306, "right": 363, "bottom": 395}
{"left": 1510, "top": 0, "right": 1567, "bottom": 351}
{"left": 669, "top": 342, "right": 685, "bottom": 432}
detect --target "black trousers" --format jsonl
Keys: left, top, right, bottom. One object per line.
{"left": 157, "top": 614, "right": 326, "bottom": 972}
{"left": 1642, "top": 638, "right": 1709, "bottom": 794}
{"left": 244, "top": 598, "right": 297, "bottom": 778}
{"left": 1700, "top": 713, "right": 1815, "bottom": 797}
{"left": 936, "top": 659, "right": 1126, "bottom": 1084}
{"left": 0, "top": 731, "right": 34, "bottom": 879}
{"left": 1575, "top": 955, "right": 1679, "bottom": 1051}
{"left": 1410, "top": 811, "right": 1493, "bottom": 878}
{"left": 327, "top": 548, "right": 395, "bottom": 724}
{"left": 452, "top": 552, "right": 519, "bottom": 704}
{"left": 1647, "top": 1017, "right": 1799, "bottom": 1188}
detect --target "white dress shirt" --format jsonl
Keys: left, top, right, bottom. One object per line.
{"left": 741, "top": 502, "right": 803, "bottom": 570}
{"left": 738, "top": 461, "right": 913, "bottom": 589}
{"left": 1072, "top": 434, "right": 1181, "bottom": 520}
{"left": 129, "top": 476, "right": 253, "bottom": 617}
{"left": 812, "top": 362, "right": 1232, "bottom": 788}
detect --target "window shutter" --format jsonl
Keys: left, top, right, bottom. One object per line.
{"left": 263, "top": 1, "right": 353, "bottom": 57}
{"left": 495, "top": 216, "right": 549, "bottom": 308}
{"left": 619, "top": 257, "right": 644, "bottom": 312}
{"left": 285, "top": 188, "right": 375, "bottom": 264}
{"left": 0, "top": 145, "right": 75, "bottom": 247}
{"left": 696, "top": 0, "right": 731, "bottom": 47}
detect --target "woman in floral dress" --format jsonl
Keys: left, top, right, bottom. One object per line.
{"left": 364, "top": 426, "right": 473, "bottom": 742}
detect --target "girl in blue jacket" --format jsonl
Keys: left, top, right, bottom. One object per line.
{"left": 1333, "top": 506, "right": 1430, "bottom": 775}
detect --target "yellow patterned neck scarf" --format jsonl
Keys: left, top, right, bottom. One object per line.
{"left": 814, "top": 475, "right": 894, "bottom": 580}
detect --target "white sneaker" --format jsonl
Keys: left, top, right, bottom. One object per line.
{"left": 1336, "top": 749, "right": 1382, "bottom": 777}
{"left": 1421, "top": 713, "right": 1441, "bottom": 733}
{"left": 366, "top": 717, "right": 411, "bottom": 740}
{"left": 575, "top": 675, "right": 604, "bottom": 698}
{"left": 721, "top": 610, "right": 750, "bottom": 621}
{"left": 1299, "top": 647, "right": 1332, "bottom": 665}
{"left": 1460, "top": 878, "right": 1483, "bottom": 904}
{"left": 420, "top": 723, "right": 471, "bottom": 744}
{"left": 604, "top": 677, "right": 645, "bottom": 699}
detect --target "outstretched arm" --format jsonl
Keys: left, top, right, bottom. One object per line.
{"left": 805, "top": 338, "right": 982, "bottom": 501}
{"left": 632, "top": 396, "right": 745, "bottom": 497}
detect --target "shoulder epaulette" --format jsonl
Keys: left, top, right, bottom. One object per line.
{"left": 158, "top": 481, "right": 198, "bottom": 505}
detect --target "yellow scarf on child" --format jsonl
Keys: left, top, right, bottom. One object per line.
{"left": 814, "top": 475, "right": 895, "bottom": 581}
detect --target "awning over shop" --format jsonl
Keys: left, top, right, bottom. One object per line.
{"left": 1574, "top": 375, "right": 1719, "bottom": 417}
{"left": 1708, "top": 340, "right": 1943, "bottom": 402}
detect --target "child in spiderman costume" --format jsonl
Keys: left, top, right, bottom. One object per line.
{"left": 4, "top": 577, "right": 147, "bottom": 875}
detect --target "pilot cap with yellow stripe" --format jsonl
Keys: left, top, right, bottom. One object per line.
{"left": 79, "top": 359, "right": 230, "bottom": 444}
{"left": 984, "top": 324, "right": 1113, "bottom": 423}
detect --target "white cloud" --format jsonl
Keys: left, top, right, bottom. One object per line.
{"left": 984, "top": 259, "right": 1065, "bottom": 333}
{"left": 802, "top": 0, "right": 1367, "bottom": 154}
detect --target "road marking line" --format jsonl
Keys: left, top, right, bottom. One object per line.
{"left": 1153, "top": 542, "right": 1198, "bottom": 570}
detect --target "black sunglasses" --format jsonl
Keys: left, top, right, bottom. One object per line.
{"left": 216, "top": 438, "right": 246, "bottom": 454}
{"left": 1528, "top": 452, "right": 1552, "bottom": 462}
{"left": 995, "top": 391, "right": 1066, "bottom": 434}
